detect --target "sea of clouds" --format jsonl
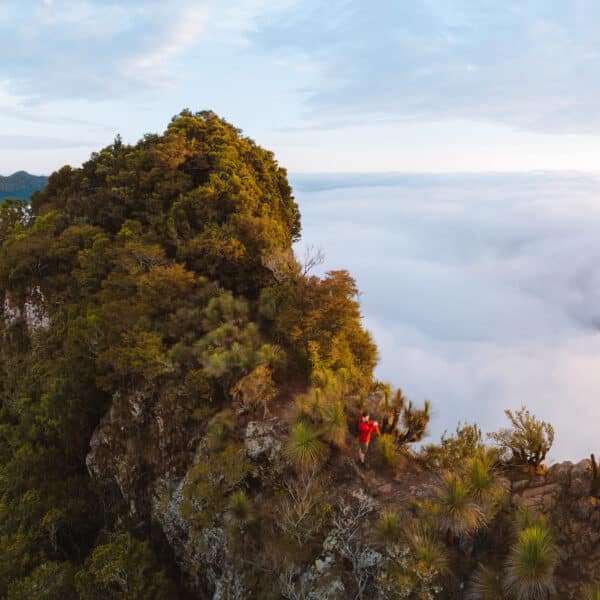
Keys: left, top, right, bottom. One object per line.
{"left": 292, "top": 172, "right": 600, "bottom": 461}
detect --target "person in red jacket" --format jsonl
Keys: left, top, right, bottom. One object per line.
{"left": 358, "top": 411, "right": 380, "bottom": 465}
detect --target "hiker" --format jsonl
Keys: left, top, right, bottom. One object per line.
{"left": 358, "top": 411, "right": 380, "bottom": 465}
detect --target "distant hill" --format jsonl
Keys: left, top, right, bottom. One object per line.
{"left": 0, "top": 171, "right": 48, "bottom": 201}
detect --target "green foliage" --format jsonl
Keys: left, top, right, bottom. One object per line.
{"left": 465, "top": 450, "right": 509, "bottom": 518}
{"left": 419, "top": 422, "right": 484, "bottom": 470}
{"left": 294, "top": 373, "right": 349, "bottom": 448}
{"left": 378, "top": 433, "right": 400, "bottom": 469}
{"left": 276, "top": 470, "right": 332, "bottom": 545}
{"left": 260, "top": 269, "right": 378, "bottom": 389}
{"left": 489, "top": 407, "right": 554, "bottom": 470}
{"left": 0, "top": 111, "right": 381, "bottom": 592}
{"left": 433, "top": 472, "right": 487, "bottom": 539}
{"left": 182, "top": 444, "right": 253, "bottom": 527}
{"left": 228, "top": 490, "right": 253, "bottom": 524}
{"left": 375, "top": 508, "right": 403, "bottom": 544}
{"left": 7, "top": 561, "right": 76, "bottom": 600}
{"left": 230, "top": 364, "right": 277, "bottom": 418}
{"left": 376, "top": 545, "right": 443, "bottom": 599}
{"left": 465, "top": 564, "right": 504, "bottom": 600}
{"left": 503, "top": 524, "right": 558, "bottom": 600}
{"left": 74, "top": 533, "right": 176, "bottom": 599}
{"left": 407, "top": 519, "right": 449, "bottom": 575}
{"left": 284, "top": 422, "right": 329, "bottom": 471}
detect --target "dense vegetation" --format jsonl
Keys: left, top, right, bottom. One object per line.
{"left": 0, "top": 112, "right": 595, "bottom": 598}
{"left": 0, "top": 171, "right": 48, "bottom": 202}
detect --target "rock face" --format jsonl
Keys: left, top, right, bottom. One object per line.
{"left": 86, "top": 386, "right": 600, "bottom": 599}
{"left": 511, "top": 459, "right": 600, "bottom": 597}
{"left": 244, "top": 420, "right": 282, "bottom": 462}
{"left": 3, "top": 288, "right": 50, "bottom": 331}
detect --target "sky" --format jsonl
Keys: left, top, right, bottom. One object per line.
{"left": 293, "top": 172, "right": 600, "bottom": 460}
{"left": 3, "top": 2, "right": 600, "bottom": 459}
{"left": 4, "top": 1, "right": 600, "bottom": 174}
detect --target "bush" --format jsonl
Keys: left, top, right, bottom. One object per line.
{"left": 433, "top": 472, "right": 487, "bottom": 539}
{"left": 489, "top": 407, "right": 554, "bottom": 471}
{"left": 378, "top": 433, "right": 399, "bottom": 469}
{"left": 74, "top": 533, "right": 176, "bottom": 599}
{"left": 465, "top": 564, "right": 504, "bottom": 600}
{"left": 284, "top": 423, "right": 328, "bottom": 471}
{"left": 465, "top": 450, "right": 509, "bottom": 517}
{"left": 375, "top": 509, "right": 403, "bottom": 544}
{"left": 503, "top": 524, "right": 558, "bottom": 600}
{"left": 419, "top": 422, "right": 484, "bottom": 470}
{"left": 230, "top": 365, "right": 277, "bottom": 418}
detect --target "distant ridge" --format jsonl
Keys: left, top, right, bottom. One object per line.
{"left": 0, "top": 171, "right": 48, "bottom": 201}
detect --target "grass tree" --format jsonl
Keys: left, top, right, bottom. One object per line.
{"left": 407, "top": 518, "right": 449, "bottom": 575}
{"left": 503, "top": 524, "right": 558, "bottom": 600}
{"left": 374, "top": 508, "right": 403, "bottom": 545}
{"left": 433, "top": 471, "right": 487, "bottom": 540}
{"left": 465, "top": 450, "right": 509, "bottom": 517}
{"left": 466, "top": 564, "right": 504, "bottom": 600}
{"left": 284, "top": 422, "right": 328, "bottom": 471}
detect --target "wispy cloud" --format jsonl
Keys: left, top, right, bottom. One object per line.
{"left": 255, "top": 1, "right": 600, "bottom": 135}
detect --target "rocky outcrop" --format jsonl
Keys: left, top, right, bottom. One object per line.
{"left": 510, "top": 459, "right": 600, "bottom": 597}
{"left": 3, "top": 288, "right": 50, "bottom": 331}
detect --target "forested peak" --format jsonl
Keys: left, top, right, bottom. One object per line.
{"left": 30, "top": 110, "right": 300, "bottom": 294}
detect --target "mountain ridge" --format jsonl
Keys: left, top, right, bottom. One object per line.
{"left": 0, "top": 171, "right": 48, "bottom": 201}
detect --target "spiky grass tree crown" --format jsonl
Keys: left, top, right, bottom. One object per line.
{"left": 465, "top": 564, "right": 504, "bottom": 600}
{"left": 285, "top": 422, "right": 328, "bottom": 471}
{"left": 504, "top": 524, "right": 558, "bottom": 600}
{"left": 466, "top": 450, "right": 509, "bottom": 507}
{"left": 434, "top": 471, "right": 487, "bottom": 539}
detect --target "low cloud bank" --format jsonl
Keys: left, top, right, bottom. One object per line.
{"left": 292, "top": 172, "right": 600, "bottom": 460}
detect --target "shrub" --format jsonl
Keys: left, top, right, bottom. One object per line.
{"left": 489, "top": 407, "right": 554, "bottom": 471}
{"left": 230, "top": 365, "right": 277, "bottom": 418}
{"left": 419, "top": 422, "right": 484, "bottom": 470}
{"left": 465, "top": 450, "right": 509, "bottom": 516}
{"left": 284, "top": 423, "right": 328, "bottom": 471}
{"left": 228, "top": 490, "right": 253, "bottom": 524}
{"left": 503, "top": 524, "right": 558, "bottom": 600}
{"left": 322, "top": 400, "right": 347, "bottom": 447}
{"left": 407, "top": 519, "right": 448, "bottom": 574}
{"left": 74, "top": 533, "right": 176, "bottom": 599}
{"left": 465, "top": 564, "right": 504, "bottom": 600}
{"left": 378, "top": 433, "right": 399, "bottom": 469}
{"left": 433, "top": 472, "right": 487, "bottom": 539}
{"left": 375, "top": 508, "right": 403, "bottom": 544}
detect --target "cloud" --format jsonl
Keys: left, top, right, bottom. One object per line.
{"left": 0, "top": 1, "right": 212, "bottom": 106}
{"left": 255, "top": 1, "right": 600, "bottom": 135}
{"left": 293, "top": 172, "right": 600, "bottom": 460}
{"left": 0, "top": 134, "right": 98, "bottom": 149}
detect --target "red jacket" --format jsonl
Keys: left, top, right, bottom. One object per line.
{"left": 358, "top": 418, "right": 380, "bottom": 443}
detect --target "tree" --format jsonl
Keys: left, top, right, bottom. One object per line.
{"left": 489, "top": 407, "right": 554, "bottom": 471}
{"left": 74, "top": 533, "right": 176, "bottom": 599}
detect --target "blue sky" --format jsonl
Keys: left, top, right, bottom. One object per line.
{"left": 3, "top": 1, "right": 600, "bottom": 174}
